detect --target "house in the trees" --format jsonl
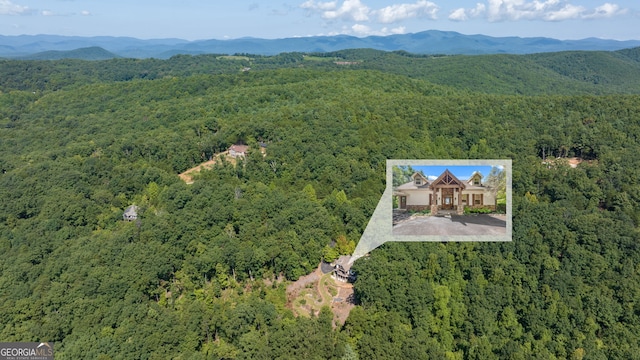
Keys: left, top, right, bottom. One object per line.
{"left": 123, "top": 205, "right": 139, "bottom": 221}
{"left": 394, "top": 169, "right": 495, "bottom": 215}
{"left": 332, "top": 255, "right": 356, "bottom": 282}
{"left": 228, "top": 144, "right": 249, "bottom": 158}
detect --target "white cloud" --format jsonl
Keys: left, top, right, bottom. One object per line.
{"left": 321, "top": 23, "right": 407, "bottom": 36}
{"left": 449, "top": 8, "right": 468, "bottom": 21}
{"left": 583, "top": 3, "right": 626, "bottom": 19}
{"left": 301, "top": 0, "right": 443, "bottom": 26}
{"left": 471, "top": 3, "right": 487, "bottom": 15}
{"left": 301, "top": 0, "right": 338, "bottom": 11}
{"left": 42, "top": 9, "right": 78, "bottom": 17}
{"left": 485, "top": 0, "right": 546, "bottom": 21}
{"left": 40, "top": 8, "right": 93, "bottom": 17}
{"left": 375, "top": 0, "right": 438, "bottom": 23}
{"left": 351, "top": 23, "right": 372, "bottom": 34}
{"left": 450, "top": 0, "right": 626, "bottom": 22}
{"left": 0, "top": 0, "right": 31, "bottom": 15}
{"left": 544, "top": 4, "right": 585, "bottom": 20}
{"left": 301, "top": 0, "right": 369, "bottom": 21}
{"left": 324, "top": 0, "right": 370, "bottom": 21}
{"left": 389, "top": 26, "right": 407, "bottom": 34}
{"left": 449, "top": 3, "right": 486, "bottom": 21}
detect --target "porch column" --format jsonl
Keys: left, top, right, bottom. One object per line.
{"left": 430, "top": 188, "right": 438, "bottom": 215}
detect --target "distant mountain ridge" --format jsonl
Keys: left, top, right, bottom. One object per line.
{"left": 18, "top": 47, "right": 120, "bottom": 61}
{"left": 1, "top": 30, "right": 640, "bottom": 59}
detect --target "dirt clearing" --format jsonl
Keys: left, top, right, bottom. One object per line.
{"left": 286, "top": 264, "right": 355, "bottom": 328}
{"left": 178, "top": 151, "right": 239, "bottom": 183}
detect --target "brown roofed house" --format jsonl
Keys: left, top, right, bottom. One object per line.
{"left": 394, "top": 169, "right": 495, "bottom": 215}
{"left": 228, "top": 144, "right": 249, "bottom": 158}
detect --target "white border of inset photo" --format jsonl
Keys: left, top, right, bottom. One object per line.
{"left": 388, "top": 159, "right": 512, "bottom": 242}
{"left": 350, "top": 159, "right": 512, "bottom": 264}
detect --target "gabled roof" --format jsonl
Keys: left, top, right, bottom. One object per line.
{"left": 429, "top": 169, "right": 466, "bottom": 189}
{"left": 124, "top": 205, "right": 138, "bottom": 215}
{"left": 411, "top": 172, "right": 428, "bottom": 183}
{"left": 395, "top": 172, "right": 430, "bottom": 191}
{"left": 467, "top": 171, "right": 483, "bottom": 183}
{"left": 229, "top": 144, "right": 249, "bottom": 153}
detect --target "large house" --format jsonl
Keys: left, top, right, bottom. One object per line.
{"left": 228, "top": 144, "right": 249, "bottom": 158}
{"left": 394, "top": 169, "right": 495, "bottom": 215}
{"left": 332, "top": 255, "right": 356, "bottom": 282}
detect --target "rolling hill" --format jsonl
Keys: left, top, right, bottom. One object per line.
{"left": 1, "top": 30, "right": 640, "bottom": 59}
{"left": 18, "top": 47, "right": 120, "bottom": 61}
{"left": 2, "top": 47, "right": 640, "bottom": 96}
{"left": 330, "top": 48, "right": 640, "bottom": 95}
{"left": 2, "top": 65, "right": 640, "bottom": 358}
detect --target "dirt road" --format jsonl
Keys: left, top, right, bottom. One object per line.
{"left": 178, "top": 151, "right": 235, "bottom": 183}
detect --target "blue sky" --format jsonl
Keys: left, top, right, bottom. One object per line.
{"left": 1, "top": 0, "right": 638, "bottom": 40}
{"left": 408, "top": 165, "right": 501, "bottom": 181}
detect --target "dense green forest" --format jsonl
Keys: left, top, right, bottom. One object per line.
{"left": 1, "top": 49, "right": 640, "bottom": 359}
{"left": 2, "top": 47, "right": 640, "bottom": 95}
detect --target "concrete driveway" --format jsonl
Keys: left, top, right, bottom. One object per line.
{"left": 392, "top": 214, "right": 507, "bottom": 236}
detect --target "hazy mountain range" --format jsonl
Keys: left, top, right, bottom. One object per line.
{"left": 1, "top": 30, "right": 640, "bottom": 60}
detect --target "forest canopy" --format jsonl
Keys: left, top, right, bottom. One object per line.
{"left": 1, "top": 50, "right": 640, "bottom": 359}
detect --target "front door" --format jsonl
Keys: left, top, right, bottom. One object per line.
{"left": 400, "top": 196, "right": 406, "bottom": 209}
{"left": 442, "top": 189, "right": 453, "bottom": 210}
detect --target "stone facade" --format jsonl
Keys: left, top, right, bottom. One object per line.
{"left": 406, "top": 205, "right": 430, "bottom": 212}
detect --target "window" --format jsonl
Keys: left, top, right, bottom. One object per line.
{"left": 474, "top": 180, "right": 480, "bottom": 185}
{"left": 415, "top": 178, "right": 422, "bottom": 185}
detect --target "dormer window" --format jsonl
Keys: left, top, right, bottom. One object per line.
{"left": 415, "top": 178, "right": 422, "bottom": 185}
{"left": 469, "top": 173, "right": 482, "bottom": 186}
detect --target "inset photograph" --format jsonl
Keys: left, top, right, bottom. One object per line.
{"left": 391, "top": 160, "right": 511, "bottom": 239}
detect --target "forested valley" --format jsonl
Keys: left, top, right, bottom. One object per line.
{"left": 1, "top": 48, "right": 640, "bottom": 359}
